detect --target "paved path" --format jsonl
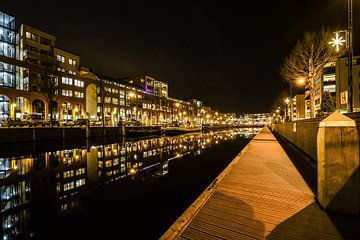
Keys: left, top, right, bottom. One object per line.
{"left": 161, "top": 127, "right": 359, "bottom": 240}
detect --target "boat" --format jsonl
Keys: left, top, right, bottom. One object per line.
{"left": 125, "top": 125, "right": 163, "bottom": 137}
{"left": 162, "top": 126, "right": 202, "bottom": 136}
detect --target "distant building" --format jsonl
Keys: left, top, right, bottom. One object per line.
{"left": 123, "top": 75, "right": 168, "bottom": 98}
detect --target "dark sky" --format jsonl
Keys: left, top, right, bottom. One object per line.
{"left": 2, "top": 1, "right": 359, "bottom": 113}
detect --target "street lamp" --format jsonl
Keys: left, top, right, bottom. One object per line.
{"left": 328, "top": 0, "right": 353, "bottom": 113}
{"left": 347, "top": 0, "right": 353, "bottom": 113}
{"left": 128, "top": 92, "right": 137, "bottom": 121}
{"left": 285, "top": 98, "right": 290, "bottom": 121}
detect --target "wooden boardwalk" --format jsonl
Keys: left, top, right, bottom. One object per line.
{"left": 161, "top": 127, "right": 360, "bottom": 240}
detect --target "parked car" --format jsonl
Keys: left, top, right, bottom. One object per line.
{"left": 2, "top": 118, "right": 30, "bottom": 127}
{"left": 73, "top": 118, "right": 90, "bottom": 127}
{"left": 42, "top": 119, "right": 60, "bottom": 127}
{"left": 120, "top": 119, "right": 142, "bottom": 127}
{"left": 60, "top": 119, "right": 75, "bottom": 127}
{"left": 21, "top": 113, "right": 45, "bottom": 127}
{"left": 90, "top": 120, "right": 102, "bottom": 127}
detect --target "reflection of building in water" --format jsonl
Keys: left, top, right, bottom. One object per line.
{"left": 0, "top": 149, "right": 87, "bottom": 239}
{"left": 0, "top": 129, "right": 252, "bottom": 239}
{"left": 54, "top": 149, "right": 87, "bottom": 214}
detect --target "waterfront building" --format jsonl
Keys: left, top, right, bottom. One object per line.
{"left": 0, "top": 9, "right": 235, "bottom": 127}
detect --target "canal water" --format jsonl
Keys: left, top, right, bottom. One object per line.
{"left": 0, "top": 128, "right": 260, "bottom": 240}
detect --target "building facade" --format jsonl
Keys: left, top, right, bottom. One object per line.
{"left": 0, "top": 10, "right": 235, "bottom": 127}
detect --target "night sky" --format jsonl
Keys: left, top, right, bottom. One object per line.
{"left": 2, "top": 1, "right": 359, "bottom": 113}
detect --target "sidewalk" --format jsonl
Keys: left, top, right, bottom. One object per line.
{"left": 161, "top": 127, "right": 359, "bottom": 239}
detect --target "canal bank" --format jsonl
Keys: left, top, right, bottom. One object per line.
{"left": 0, "top": 129, "right": 254, "bottom": 240}
{"left": 0, "top": 125, "right": 254, "bottom": 143}
{"left": 161, "top": 127, "right": 360, "bottom": 239}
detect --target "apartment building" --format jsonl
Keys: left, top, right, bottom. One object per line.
{"left": 336, "top": 56, "right": 360, "bottom": 112}
{"left": 0, "top": 9, "right": 223, "bottom": 127}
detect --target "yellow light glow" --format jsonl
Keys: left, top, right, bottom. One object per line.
{"left": 329, "top": 32, "right": 346, "bottom": 52}
{"left": 175, "top": 103, "right": 180, "bottom": 107}
{"left": 128, "top": 92, "right": 136, "bottom": 98}
{"left": 296, "top": 77, "right": 306, "bottom": 86}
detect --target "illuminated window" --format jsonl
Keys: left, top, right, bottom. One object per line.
{"left": 62, "top": 89, "right": 73, "bottom": 97}
{"left": 75, "top": 168, "right": 85, "bottom": 175}
{"left": 119, "top": 90, "right": 125, "bottom": 98}
{"left": 25, "top": 31, "right": 38, "bottom": 41}
{"left": 324, "top": 85, "right": 335, "bottom": 93}
{"left": 57, "top": 54, "right": 65, "bottom": 63}
{"left": 62, "top": 77, "right": 73, "bottom": 85}
{"left": 323, "top": 74, "right": 335, "bottom": 82}
{"left": 112, "top": 98, "right": 118, "bottom": 105}
{"left": 74, "top": 79, "right": 84, "bottom": 87}
{"left": 63, "top": 170, "right": 74, "bottom": 178}
{"left": 74, "top": 91, "right": 84, "bottom": 98}
{"left": 69, "top": 70, "right": 76, "bottom": 75}
{"left": 76, "top": 178, "right": 85, "bottom": 187}
{"left": 68, "top": 58, "right": 77, "bottom": 66}
{"left": 63, "top": 182, "right": 74, "bottom": 191}
{"left": 105, "top": 97, "right": 111, "bottom": 104}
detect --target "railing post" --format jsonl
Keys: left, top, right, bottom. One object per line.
{"left": 317, "top": 112, "right": 359, "bottom": 215}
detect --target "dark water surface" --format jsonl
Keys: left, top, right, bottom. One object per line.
{"left": 0, "top": 128, "right": 260, "bottom": 239}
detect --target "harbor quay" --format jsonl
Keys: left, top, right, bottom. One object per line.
{"left": 161, "top": 125, "right": 360, "bottom": 239}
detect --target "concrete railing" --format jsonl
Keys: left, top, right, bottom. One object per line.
{"left": 274, "top": 112, "right": 359, "bottom": 216}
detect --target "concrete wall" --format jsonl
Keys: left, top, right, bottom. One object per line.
{"left": 274, "top": 112, "right": 360, "bottom": 161}
{"left": 0, "top": 127, "right": 121, "bottom": 143}
{"left": 274, "top": 117, "right": 325, "bottom": 160}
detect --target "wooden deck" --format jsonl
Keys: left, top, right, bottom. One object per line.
{"left": 161, "top": 127, "right": 360, "bottom": 240}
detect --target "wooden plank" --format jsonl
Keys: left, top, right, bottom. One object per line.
{"left": 181, "top": 227, "right": 223, "bottom": 240}
{"left": 198, "top": 205, "right": 277, "bottom": 232}
{"left": 213, "top": 187, "right": 312, "bottom": 209}
{"left": 207, "top": 195, "right": 311, "bottom": 219}
{"left": 188, "top": 219, "right": 258, "bottom": 240}
{"left": 194, "top": 212, "right": 265, "bottom": 238}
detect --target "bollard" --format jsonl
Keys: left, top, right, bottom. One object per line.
{"left": 317, "top": 112, "right": 359, "bottom": 215}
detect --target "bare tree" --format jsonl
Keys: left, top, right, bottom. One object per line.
{"left": 40, "top": 55, "right": 60, "bottom": 127}
{"left": 279, "top": 29, "right": 340, "bottom": 117}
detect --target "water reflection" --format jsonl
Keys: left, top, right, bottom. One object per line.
{"left": 0, "top": 128, "right": 260, "bottom": 239}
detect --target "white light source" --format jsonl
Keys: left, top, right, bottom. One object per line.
{"left": 329, "top": 32, "right": 346, "bottom": 52}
